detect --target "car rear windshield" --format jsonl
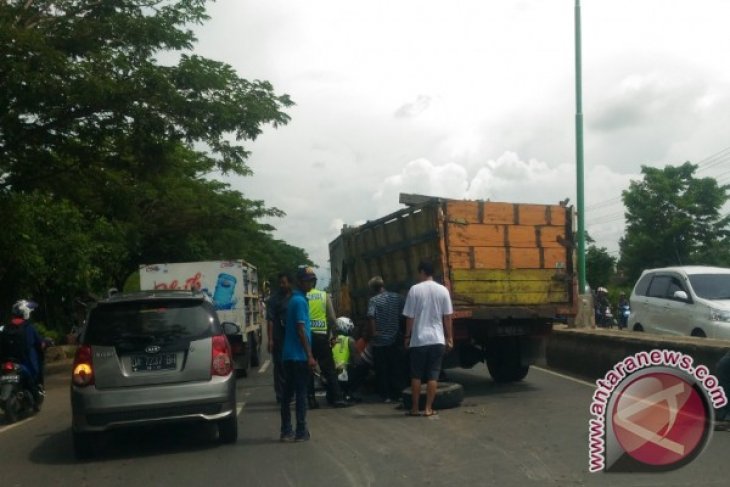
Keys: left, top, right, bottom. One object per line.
{"left": 85, "top": 300, "right": 217, "bottom": 346}
{"left": 688, "top": 274, "right": 730, "bottom": 300}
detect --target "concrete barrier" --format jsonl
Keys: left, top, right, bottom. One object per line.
{"left": 546, "top": 327, "right": 729, "bottom": 381}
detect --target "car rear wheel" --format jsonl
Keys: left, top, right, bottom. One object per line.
{"left": 633, "top": 324, "right": 644, "bottom": 332}
{"left": 691, "top": 328, "right": 706, "bottom": 338}
{"left": 218, "top": 412, "right": 238, "bottom": 444}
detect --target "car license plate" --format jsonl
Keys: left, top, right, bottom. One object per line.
{"left": 1, "top": 374, "right": 20, "bottom": 383}
{"left": 131, "top": 353, "right": 177, "bottom": 372}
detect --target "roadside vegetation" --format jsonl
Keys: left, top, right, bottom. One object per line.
{"left": 0, "top": 1, "right": 310, "bottom": 332}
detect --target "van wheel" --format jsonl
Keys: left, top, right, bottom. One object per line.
{"left": 401, "top": 382, "right": 464, "bottom": 410}
{"left": 691, "top": 328, "right": 706, "bottom": 338}
{"left": 218, "top": 412, "right": 238, "bottom": 444}
{"left": 633, "top": 324, "right": 644, "bottom": 332}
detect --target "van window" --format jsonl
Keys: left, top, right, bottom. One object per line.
{"left": 688, "top": 274, "right": 730, "bottom": 300}
{"left": 667, "top": 277, "right": 687, "bottom": 300}
{"left": 633, "top": 273, "right": 653, "bottom": 296}
{"left": 646, "top": 275, "right": 671, "bottom": 298}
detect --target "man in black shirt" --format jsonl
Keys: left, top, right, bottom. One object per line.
{"left": 267, "top": 272, "right": 292, "bottom": 403}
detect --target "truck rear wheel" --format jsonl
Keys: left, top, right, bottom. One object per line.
{"left": 487, "top": 361, "right": 529, "bottom": 382}
{"left": 486, "top": 337, "right": 529, "bottom": 383}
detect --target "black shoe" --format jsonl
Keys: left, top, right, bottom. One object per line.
{"left": 308, "top": 397, "right": 320, "bottom": 409}
{"left": 295, "top": 431, "right": 311, "bottom": 442}
{"left": 280, "top": 432, "right": 295, "bottom": 442}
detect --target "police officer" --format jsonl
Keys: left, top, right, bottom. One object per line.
{"left": 304, "top": 268, "right": 349, "bottom": 408}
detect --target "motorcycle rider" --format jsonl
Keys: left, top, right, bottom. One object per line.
{"left": 617, "top": 292, "right": 630, "bottom": 329}
{"left": 594, "top": 287, "right": 611, "bottom": 328}
{"left": 0, "top": 300, "right": 45, "bottom": 408}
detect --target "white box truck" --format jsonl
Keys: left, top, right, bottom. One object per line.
{"left": 139, "top": 260, "right": 263, "bottom": 376}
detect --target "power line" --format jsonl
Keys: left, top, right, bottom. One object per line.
{"left": 696, "top": 146, "right": 730, "bottom": 173}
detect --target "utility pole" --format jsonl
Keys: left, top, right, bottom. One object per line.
{"left": 574, "top": 0, "right": 587, "bottom": 294}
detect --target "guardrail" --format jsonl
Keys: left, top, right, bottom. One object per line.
{"left": 546, "top": 327, "right": 729, "bottom": 380}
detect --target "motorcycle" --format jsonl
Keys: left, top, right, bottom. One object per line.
{"left": 596, "top": 306, "right": 616, "bottom": 328}
{"left": 0, "top": 361, "right": 42, "bottom": 423}
{"left": 618, "top": 304, "right": 630, "bottom": 329}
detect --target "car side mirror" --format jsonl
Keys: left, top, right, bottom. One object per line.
{"left": 673, "top": 290, "right": 689, "bottom": 302}
{"left": 222, "top": 321, "right": 241, "bottom": 336}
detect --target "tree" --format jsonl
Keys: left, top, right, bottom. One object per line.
{"left": 619, "top": 162, "right": 730, "bottom": 283}
{"left": 586, "top": 244, "right": 616, "bottom": 291}
{"left": 0, "top": 1, "right": 306, "bottom": 328}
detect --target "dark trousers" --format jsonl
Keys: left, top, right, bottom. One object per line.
{"left": 347, "top": 361, "right": 372, "bottom": 398}
{"left": 280, "top": 360, "right": 309, "bottom": 436}
{"left": 272, "top": 342, "right": 285, "bottom": 401}
{"left": 309, "top": 333, "right": 343, "bottom": 403}
{"left": 374, "top": 344, "right": 404, "bottom": 400}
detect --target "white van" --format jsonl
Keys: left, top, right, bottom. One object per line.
{"left": 629, "top": 266, "right": 730, "bottom": 339}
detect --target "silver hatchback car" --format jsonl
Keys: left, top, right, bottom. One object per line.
{"left": 71, "top": 291, "right": 238, "bottom": 459}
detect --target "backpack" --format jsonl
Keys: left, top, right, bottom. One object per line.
{"left": 0, "top": 321, "right": 29, "bottom": 363}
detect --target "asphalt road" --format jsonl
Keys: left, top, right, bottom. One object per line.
{"left": 2, "top": 353, "right": 729, "bottom": 487}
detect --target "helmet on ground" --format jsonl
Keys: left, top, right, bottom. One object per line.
{"left": 11, "top": 299, "right": 37, "bottom": 320}
{"left": 335, "top": 316, "right": 354, "bottom": 336}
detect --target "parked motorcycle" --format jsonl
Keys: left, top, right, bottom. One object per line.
{"left": 0, "top": 361, "right": 42, "bottom": 423}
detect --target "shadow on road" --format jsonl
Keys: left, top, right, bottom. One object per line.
{"left": 29, "top": 422, "right": 224, "bottom": 465}
{"left": 443, "top": 368, "right": 540, "bottom": 399}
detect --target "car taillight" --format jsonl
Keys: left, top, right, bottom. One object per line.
{"left": 72, "top": 344, "right": 95, "bottom": 387}
{"left": 211, "top": 335, "right": 233, "bottom": 376}
{"left": 2, "top": 361, "right": 15, "bottom": 373}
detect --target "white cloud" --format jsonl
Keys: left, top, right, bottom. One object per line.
{"left": 191, "top": 0, "right": 730, "bottom": 282}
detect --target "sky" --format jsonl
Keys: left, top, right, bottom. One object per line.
{"left": 192, "top": 0, "right": 730, "bottom": 283}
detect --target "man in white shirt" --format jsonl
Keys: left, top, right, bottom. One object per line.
{"left": 402, "top": 261, "right": 453, "bottom": 417}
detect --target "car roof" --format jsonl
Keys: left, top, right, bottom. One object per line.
{"left": 97, "top": 290, "right": 208, "bottom": 305}
{"left": 641, "top": 266, "right": 730, "bottom": 276}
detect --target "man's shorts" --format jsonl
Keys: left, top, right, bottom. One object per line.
{"left": 409, "top": 344, "right": 445, "bottom": 381}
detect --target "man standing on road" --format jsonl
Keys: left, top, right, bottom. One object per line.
{"left": 307, "top": 274, "right": 349, "bottom": 408}
{"left": 280, "top": 266, "right": 317, "bottom": 442}
{"left": 403, "top": 261, "right": 453, "bottom": 417}
{"left": 367, "top": 276, "right": 405, "bottom": 403}
{"left": 267, "top": 272, "right": 292, "bottom": 403}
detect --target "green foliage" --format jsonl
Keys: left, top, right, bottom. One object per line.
{"left": 586, "top": 244, "right": 616, "bottom": 291}
{"left": 619, "top": 162, "right": 730, "bottom": 283}
{"left": 33, "top": 320, "right": 64, "bottom": 345}
{"left": 0, "top": 1, "right": 307, "bottom": 329}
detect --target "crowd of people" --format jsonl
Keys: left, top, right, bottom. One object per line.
{"left": 268, "top": 261, "right": 454, "bottom": 441}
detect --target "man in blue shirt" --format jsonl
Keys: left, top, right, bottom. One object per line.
{"left": 280, "top": 266, "right": 317, "bottom": 442}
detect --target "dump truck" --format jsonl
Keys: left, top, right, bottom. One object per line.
{"left": 329, "top": 194, "right": 577, "bottom": 382}
{"left": 139, "top": 260, "right": 263, "bottom": 376}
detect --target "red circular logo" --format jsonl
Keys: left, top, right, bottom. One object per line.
{"left": 611, "top": 372, "right": 709, "bottom": 467}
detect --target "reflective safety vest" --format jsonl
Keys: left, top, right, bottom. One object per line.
{"left": 307, "top": 289, "right": 328, "bottom": 334}
{"left": 332, "top": 335, "right": 350, "bottom": 370}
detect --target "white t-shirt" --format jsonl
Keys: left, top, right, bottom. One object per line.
{"left": 403, "top": 280, "right": 454, "bottom": 347}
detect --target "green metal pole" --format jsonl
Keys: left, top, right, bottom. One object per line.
{"left": 575, "top": 0, "right": 587, "bottom": 294}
